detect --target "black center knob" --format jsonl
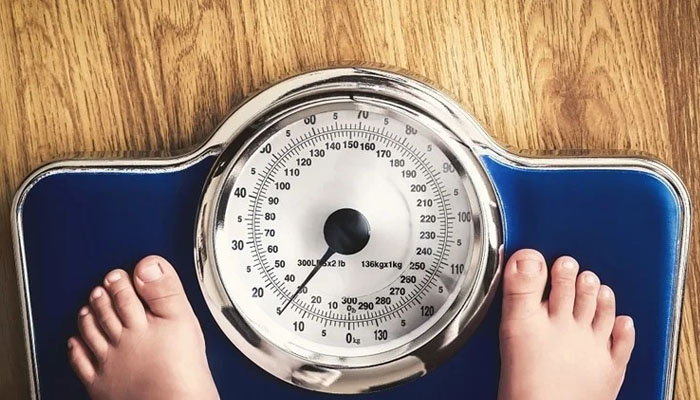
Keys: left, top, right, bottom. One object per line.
{"left": 323, "top": 208, "right": 371, "bottom": 255}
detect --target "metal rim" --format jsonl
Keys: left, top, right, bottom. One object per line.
{"left": 194, "top": 70, "right": 504, "bottom": 393}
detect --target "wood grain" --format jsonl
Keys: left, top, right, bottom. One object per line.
{"left": 0, "top": 0, "right": 697, "bottom": 398}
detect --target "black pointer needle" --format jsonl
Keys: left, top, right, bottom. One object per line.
{"left": 278, "top": 247, "right": 334, "bottom": 315}
{"left": 278, "top": 208, "right": 371, "bottom": 316}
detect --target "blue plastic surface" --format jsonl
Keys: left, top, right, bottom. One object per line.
{"left": 18, "top": 154, "right": 682, "bottom": 399}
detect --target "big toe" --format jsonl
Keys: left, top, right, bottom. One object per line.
{"left": 133, "top": 255, "right": 193, "bottom": 320}
{"left": 501, "top": 249, "right": 548, "bottom": 321}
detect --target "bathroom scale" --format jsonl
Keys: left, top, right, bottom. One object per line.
{"left": 12, "top": 67, "right": 691, "bottom": 399}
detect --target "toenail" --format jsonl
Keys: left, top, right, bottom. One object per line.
{"left": 138, "top": 261, "right": 163, "bottom": 282}
{"left": 562, "top": 259, "right": 577, "bottom": 270}
{"left": 600, "top": 287, "right": 612, "bottom": 299}
{"left": 106, "top": 271, "right": 122, "bottom": 283}
{"left": 583, "top": 273, "right": 599, "bottom": 285}
{"left": 79, "top": 307, "right": 89, "bottom": 316}
{"left": 624, "top": 318, "right": 634, "bottom": 330}
{"left": 515, "top": 259, "right": 542, "bottom": 274}
{"left": 67, "top": 339, "right": 73, "bottom": 349}
{"left": 90, "top": 288, "right": 103, "bottom": 300}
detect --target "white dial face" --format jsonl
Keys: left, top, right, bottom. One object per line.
{"left": 216, "top": 102, "right": 476, "bottom": 363}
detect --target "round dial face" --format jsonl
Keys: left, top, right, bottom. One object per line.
{"left": 215, "top": 101, "right": 477, "bottom": 364}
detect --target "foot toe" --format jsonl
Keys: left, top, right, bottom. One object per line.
{"left": 611, "top": 316, "right": 635, "bottom": 364}
{"left": 133, "top": 255, "right": 193, "bottom": 320}
{"left": 104, "top": 269, "right": 147, "bottom": 328}
{"left": 501, "top": 249, "right": 547, "bottom": 321}
{"left": 68, "top": 337, "right": 96, "bottom": 385}
{"left": 573, "top": 271, "right": 600, "bottom": 323}
{"left": 89, "top": 286, "right": 123, "bottom": 343}
{"left": 592, "top": 285, "right": 616, "bottom": 336}
{"left": 77, "top": 307, "right": 109, "bottom": 363}
{"left": 548, "top": 256, "right": 579, "bottom": 317}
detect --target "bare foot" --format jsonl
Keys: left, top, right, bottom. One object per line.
{"left": 498, "top": 249, "right": 635, "bottom": 400}
{"left": 67, "top": 255, "right": 219, "bottom": 400}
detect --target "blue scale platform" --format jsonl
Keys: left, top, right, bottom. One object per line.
{"left": 16, "top": 153, "right": 684, "bottom": 399}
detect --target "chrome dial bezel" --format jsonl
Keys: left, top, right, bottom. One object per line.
{"left": 194, "top": 68, "right": 504, "bottom": 393}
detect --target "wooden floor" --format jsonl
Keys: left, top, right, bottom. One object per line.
{"left": 0, "top": 0, "right": 698, "bottom": 398}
